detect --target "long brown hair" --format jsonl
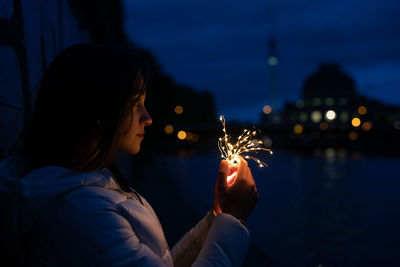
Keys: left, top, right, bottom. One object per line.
{"left": 21, "top": 43, "right": 149, "bottom": 173}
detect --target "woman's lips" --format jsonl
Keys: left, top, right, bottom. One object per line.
{"left": 137, "top": 133, "right": 145, "bottom": 139}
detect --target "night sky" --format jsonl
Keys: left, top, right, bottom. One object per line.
{"left": 123, "top": 0, "right": 400, "bottom": 123}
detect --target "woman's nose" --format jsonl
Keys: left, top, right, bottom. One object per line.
{"left": 141, "top": 108, "right": 152, "bottom": 126}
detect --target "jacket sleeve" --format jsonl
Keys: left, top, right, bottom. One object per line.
{"left": 171, "top": 212, "right": 215, "bottom": 266}
{"left": 172, "top": 213, "right": 250, "bottom": 267}
{"left": 37, "top": 188, "right": 171, "bottom": 267}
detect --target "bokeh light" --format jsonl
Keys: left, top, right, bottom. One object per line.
{"left": 164, "top": 124, "right": 174, "bottom": 135}
{"left": 340, "top": 112, "right": 349, "bottom": 122}
{"left": 351, "top": 118, "right": 361, "bottom": 127}
{"left": 294, "top": 124, "right": 303, "bottom": 134}
{"left": 358, "top": 105, "right": 367, "bottom": 115}
{"left": 268, "top": 56, "right": 279, "bottom": 66}
{"left": 192, "top": 133, "right": 200, "bottom": 142}
{"left": 185, "top": 132, "right": 193, "bottom": 140}
{"left": 319, "top": 122, "right": 328, "bottom": 131}
{"left": 325, "top": 110, "right": 336, "bottom": 121}
{"left": 325, "top": 97, "right": 335, "bottom": 106}
{"left": 311, "top": 111, "right": 322, "bottom": 123}
{"left": 263, "top": 105, "right": 272, "bottom": 115}
{"left": 348, "top": 131, "right": 358, "bottom": 140}
{"left": 299, "top": 112, "right": 307, "bottom": 122}
{"left": 362, "top": 121, "right": 373, "bottom": 131}
{"left": 177, "top": 130, "right": 186, "bottom": 140}
{"left": 174, "top": 105, "right": 183, "bottom": 115}
{"left": 296, "top": 100, "right": 304, "bottom": 108}
{"left": 263, "top": 136, "right": 273, "bottom": 147}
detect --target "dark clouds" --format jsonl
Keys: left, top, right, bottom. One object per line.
{"left": 123, "top": 0, "right": 400, "bottom": 122}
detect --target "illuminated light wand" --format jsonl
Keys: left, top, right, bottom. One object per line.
{"left": 218, "top": 115, "right": 273, "bottom": 185}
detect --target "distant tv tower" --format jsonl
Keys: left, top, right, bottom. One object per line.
{"left": 266, "top": 1, "right": 279, "bottom": 112}
{"left": 267, "top": 38, "right": 279, "bottom": 111}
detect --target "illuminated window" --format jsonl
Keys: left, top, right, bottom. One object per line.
{"left": 312, "top": 98, "right": 322, "bottom": 106}
{"left": 338, "top": 98, "right": 347, "bottom": 106}
{"left": 351, "top": 118, "right": 361, "bottom": 127}
{"left": 296, "top": 100, "right": 305, "bottom": 108}
{"left": 299, "top": 112, "right": 307, "bottom": 122}
{"left": 311, "top": 111, "right": 322, "bottom": 123}
{"left": 340, "top": 112, "right": 348, "bottom": 122}
{"left": 325, "top": 97, "right": 335, "bottom": 106}
{"left": 325, "top": 110, "right": 336, "bottom": 121}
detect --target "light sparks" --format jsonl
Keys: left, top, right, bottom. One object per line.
{"left": 218, "top": 115, "right": 273, "bottom": 167}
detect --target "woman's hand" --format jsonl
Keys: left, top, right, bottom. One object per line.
{"left": 212, "top": 156, "right": 259, "bottom": 222}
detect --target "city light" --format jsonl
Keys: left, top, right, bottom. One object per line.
{"left": 325, "top": 110, "right": 336, "bottom": 121}
{"left": 164, "top": 124, "right": 174, "bottom": 135}
{"left": 299, "top": 112, "right": 307, "bottom": 122}
{"left": 192, "top": 133, "right": 200, "bottom": 142}
{"left": 268, "top": 56, "right": 279, "bottom": 66}
{"left": 263, "top": 105, "right": 272, "bottom": 115}
{"left": 348, "top": 131, "right": 358, "bottom": 141}
{"left": 362, "top": 121, "right": 373, "bottom": 131}
{"left": 174, "top": 105, "right": 183, "bottom": 115}
{"left": 263, "top": 136, "right": 273, "bottom": 147}
{"left": 358, "top": 106, "right": 367, "bottom": 115}
{"left": 177, "top": 130, "right": 186, "bottom": 140}
{"left": 319, "top": 122, "right": 328, "bottom": 131}
{"left": 351, "top": 118, "right": 361, "bottom": 127}
{"left": 325, "top": 97, "right": 335, "bottom": 106}
{"left": 312, "top": 98, "right": 322, "bottom": 106}
{"left": 296, "top": 100, "right": 304, "bottom": 108}
{"left": 185, "top": 132, "right": 193, "bottom": 140}
{"left": 340, "top": 112, "right": 349, "bottom": 122}
{"left": 294, "top": 124, "right": 303, "bottom": 134}
{"left": 311, "top": 111, "right": 322, "bottom": 123}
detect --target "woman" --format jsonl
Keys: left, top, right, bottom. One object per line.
{"left": 0, "top": 44, "right": 259, "bottom": 266}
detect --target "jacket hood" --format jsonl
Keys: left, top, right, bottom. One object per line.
{"left": 0, "top": 154, "right": 118, "bottom": 254}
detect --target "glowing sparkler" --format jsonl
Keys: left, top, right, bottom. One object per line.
{"left": 218, "top": 115, "right": 273, "bottom": 168}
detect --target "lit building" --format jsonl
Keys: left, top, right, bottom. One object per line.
{"left": 277, "top": 63, "right": 400, "bottom": 131}
{"left": 260, "top": 63, "right": 400, "bottom": 153}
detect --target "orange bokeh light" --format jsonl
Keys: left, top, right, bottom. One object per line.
{"left": 319, "top": 122, "right": 328, "bottom": 131}
{"left": 357, "top": 106, "right": 367, "bottom": 115}
{"left": 263, "top": 105, "right": 272, "bottom": 115}
{"left": 177, "top": 130, "right": 186, "bottom": 140}
{"left": 351, "top": 118, "right": 361, "bottom": 127}
{"left": 362, "top": 121, "right": 373, "bottom": 131}
{"left": 174, "top": 105, "right": 183, "bottom": 115}
{"left": 294, "top": 124, "right": 303, "bottom": 134}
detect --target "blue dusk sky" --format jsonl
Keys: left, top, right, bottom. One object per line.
{"left": 123, "top": 0, "right": 400, "bottom": 123}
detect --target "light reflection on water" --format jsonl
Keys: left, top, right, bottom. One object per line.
{"left": 162, "top": 149, "right": 400, "bottom": 266}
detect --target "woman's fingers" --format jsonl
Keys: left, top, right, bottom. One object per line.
{"left": 217, "top": 160, "right": 229, "bottom": 189}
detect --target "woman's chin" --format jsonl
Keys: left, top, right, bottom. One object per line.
{"left": 120, "top": 145, "right": 140, "bottom": 155}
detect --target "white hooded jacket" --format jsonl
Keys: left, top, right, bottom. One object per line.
{"left": 0, "top": 155, "right": 250, "bottom": 266}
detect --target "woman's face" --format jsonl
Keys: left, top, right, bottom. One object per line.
{"left": 119, "top": 93, "right": 152, "bottom": 154}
